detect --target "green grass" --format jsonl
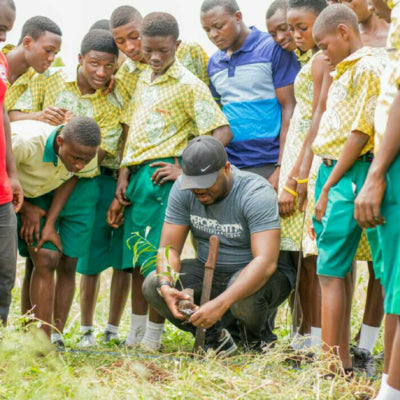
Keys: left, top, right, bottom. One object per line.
{"left": 0, "top": 258, "right": 383, "bottom": 399}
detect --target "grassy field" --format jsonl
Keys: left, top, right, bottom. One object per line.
{"left": 0, "top": 257, "right": 383, "bottom": 399}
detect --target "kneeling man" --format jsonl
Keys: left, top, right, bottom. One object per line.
{"left": 143, "top": 136, "right": 295, "bottom": 353}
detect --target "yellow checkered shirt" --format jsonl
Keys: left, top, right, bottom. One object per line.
{"left": 4, "top": 67, "right": 46, "bottom": 112}
{"left": 387, "top": 0, "right": 400, "bottom": 53}
{"left": 36, "top": 67, "right": 130, "bottom": 169}
{"left": 294, "top": 49, "right": 313, "bottom": 67}
{"left": 117, "top": 41, "right": 209, "bottom": 97}
{"left": 312, "top": 47, "right": 385, "bottom": 159}
{"left": 176, "top": 41, "right": 209, "bottom": 85}
{"left": 2, "top": 45, "right": 54, "bottom": 113}
{"left": 375, "top": 53, "right": 399, "bottom": 148}
{"left": 116, "top": 58, "right": 147, "bottom": 100}
{"left": 118, "top": 41, "right": 210, "bottom": 125}
{"left": 12, "top": 121, "right": 98, "bottom": 198}
{"left": 121, "top": 60, "right": 228, "bottom": 167}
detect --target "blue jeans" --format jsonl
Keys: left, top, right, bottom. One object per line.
{"left": 0, "top": 202, "right": 17, "bottom": 325}
{"left": 143, "top": 257, "right": 292, "bottom": 344}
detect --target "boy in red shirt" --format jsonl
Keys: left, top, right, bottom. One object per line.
{"left": 0, "top": 0, "right": 23, "bottom": 325}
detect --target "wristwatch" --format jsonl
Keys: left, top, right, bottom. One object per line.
{"left": 156, "top": 280, "right": 173, "bottom": 297}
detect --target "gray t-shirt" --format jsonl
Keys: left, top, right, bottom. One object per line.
{"left": 165, "top": 167, "right": 280, "bottom": 271}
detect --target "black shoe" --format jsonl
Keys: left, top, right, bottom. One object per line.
{"left": 101, "top": 330, "right": 120, "bottom": 345}
{"left": 245, "top": 340, "right": 276, "bottom": 354}
{"left": 204, "top": 329, "right": 237, "bottom": 356}
{"left": 53, "top": 339, "right": 65, "bottom": 351}
{"left": 351, "top": 346, "right": 376, "bottom": 377}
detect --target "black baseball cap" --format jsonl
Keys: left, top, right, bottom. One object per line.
{"left": 180, "top": 136, "right": 227, "bottom": 190}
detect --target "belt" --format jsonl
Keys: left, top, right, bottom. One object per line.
{"left": 322, "top": 151, "right": 374, "bottom": 167}
{"left": 127, "top": 160, "right": 153, "bottom": 174}
{"left": 100, "top": 167, "right": 119, "bottom": 179}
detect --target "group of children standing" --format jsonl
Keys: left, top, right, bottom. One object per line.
{"left": 0, "top": 0, "right": 399, "bottom": 397}
{"left": 267, "top": 0, "right": 400, "bottom": 397}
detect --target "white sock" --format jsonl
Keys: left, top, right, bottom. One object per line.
{"left": 105, "top": 323, "right": 118, "bottom": 334}
{"left": 51, "top": 333, "right": 63, "bottom": 343}
{"left": 125, "top": 314, "right": 147, "bottom": 346}
{"left": 379, "top": 383, "right": 400, "bottom": 400}
{"left": 141, "top": 321, "right": 164, "bottom": 350}
{"left": 359, "top": 324, "right": 380, "bottom": 353}
{"left": 375, "top": 374, "right": 389, "bottom": 399}
{"left": 304, "top": 334, "right": 312, "bottom": 349}
{"left": 311, "top": 327, "right": 322, "bottom": 350}
{"left": 291, "top": 332, "right": 304, "bottom": 350}
{"left": 80, "top": 325, "right": 94, "bottom": 334}
{"left": 382, "top": 374, "right": 389, "bottom": 387}
{"left": 290, "top": 332, "right": 312, "bottom": 350}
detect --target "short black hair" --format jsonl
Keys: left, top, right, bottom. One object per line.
{"left": 140, "top": 12, "right": 179, "bottom": 41}
{"left": 266, "top": 0, "right": 288, "bottom": 20}
{"left": 89, "top": 19, "right": 110, "bottom": 32}
{"left": 110, "top": 5, "right": 142, "bottom": 29}
{"left": 18, "top": 16, "right": 62, "bottom": 45}
{"left": 0, "top": 0, "right": 15, "bottom": 12}
{"left": 62, "top": 116, "right": 101, "bottom": 148}
{"left": 80, "top": 29, "right": 119, "bottom": 57}
{"left": 313, "top": 4, "right": 359, "bottom": 36}
{"left": 200, "top": 0, "right": 240, "bottom": 14}
{"left": 288, "top": 0, "right": 327, "bottom": 14}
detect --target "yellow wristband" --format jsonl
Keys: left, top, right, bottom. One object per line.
{"left": 283, "top": 186, "right": 298, "bottom": 197}
{"left": 296, "top": 177, "right": 309, "bottom": 184}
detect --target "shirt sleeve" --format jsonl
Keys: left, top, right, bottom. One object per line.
{"left": 243, "top": 181, "right": 280, "bottom": 234}
{"left": 115, "top": 60, "right": 142, "bottom": 99}
{"left": 186, "top": 79, "right": 228, "bottom": 136}
{"left": 209, "top": 77, "right": 222, "bottom": 104}
{"left": 164, "top": 179, "right": 191, "bottom": 226}
{"left": 98, "top": 80, "right": 127, "bottom": 156}
{"left": 11, "top": 133, "right": 33, "bottom": 166}
{"left": 271, "top": 44, "right": 300, "bottom": 89}
{"left": 121, "top": 97, "right": 136, "bottom": 126}
{"left": 188, "top": 43, "right": 210, "bottom": 86}
{"left": 350, "top": 66, "right": 381, "bottom": 138}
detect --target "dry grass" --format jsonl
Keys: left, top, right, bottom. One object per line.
{"left": 0, "top": 256, "right": 383, "bottom": 399}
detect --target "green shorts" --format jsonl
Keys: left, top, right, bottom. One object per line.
{"left": 122, "top": 158, "right": 177, "bottom": 277}
{"left": 18, "top": 178, "right": 99, "bottom": 259}
{"left": 77, "top": 172, "right": 124, "bottom": 275}
{"left": 366, "top": 228, "right": 383, "bottom": 281}
{"left": 379, "top": 154, "right": 400, "bottom": 315}
{"left": 313, "top": 160, "right": 371, "bottom": 278}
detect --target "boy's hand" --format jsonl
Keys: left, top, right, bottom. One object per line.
{"left": 35, "top": 223, "right": 63, "bottom": 253}
{"left": 315, "top": 188, "right": 329, "bottom": 222}
{"left": 268, "top": 168, "right": 279, "bottom": 192}
{"left": 279, "top": 180, "right": 297, "bottom": 217}
{"left": 38, "top": 107, "right": 66, "bottom": 126}
{"left": 19, "top": 202, "right": 46, "bottom": 246}
{"left": 115, "top": 169, "right": 131, "bottom": 206}
{"left": 150, "top": 157, "right": 182, "bottom": 185}
{"left": 103, "top": 75, "right": 116, "bottom": 95}
{"left": 64, "top": 110, "right": 75, "bottom": 122}
{"left": 308, "top": 225, "right": 316, "bottom": 240}
{"left": 354, "top": 173, "right": 386, "bottom": 228}
{"left": 106, "top": 198, "right": 125, "bottom": 228}
{"left": 297, "top": 181, "right": 308, "bottom": 212}
{"left": 8, "top": 176, "right": 23, "bottom": 212}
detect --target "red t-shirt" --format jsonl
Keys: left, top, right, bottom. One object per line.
{"left": 0, "top": 52, "right": 12, "bottom": 205}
